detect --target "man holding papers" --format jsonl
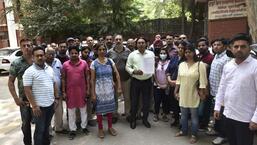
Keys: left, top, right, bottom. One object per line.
{"left": 126, "top": 37, "right": 155, "bottom": 129}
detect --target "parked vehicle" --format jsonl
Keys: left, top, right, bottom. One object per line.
{"left": 0, "top": 47, "right": 22, "bottom": 73}
{"left": 250, "top": 44, "right": 257, "bottom": 59}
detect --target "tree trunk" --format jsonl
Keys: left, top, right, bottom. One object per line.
{"left": 246, "top": 0, "right": 257, "bottom": 43}
{"left": 181, "top": 0, "right": 185, "bottom": 34}
{"left": 189, "top": 0, "right": 196, "bottom": 39}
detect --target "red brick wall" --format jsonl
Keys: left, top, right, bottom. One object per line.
{"left": 208, "top": 17, "right": 248, "bottom": 41}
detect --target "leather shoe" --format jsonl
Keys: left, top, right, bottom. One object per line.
{"left": 142, "top": 120, "right": 151, "bottom": 128}
{"left": 130, "top": 120, "right": 136, "bottom": 129}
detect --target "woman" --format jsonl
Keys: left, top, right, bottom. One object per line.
{"left": 90, "top": 43, "right": 122, "bottom": 139}
{"left": 166, "top": 40, "right": 187, "bottom": 126}
{"left": 153, "top": 48, "right": 170, "bottom": 122}
{"left": 174, "top": 43, "right": 207, "bottom": 144}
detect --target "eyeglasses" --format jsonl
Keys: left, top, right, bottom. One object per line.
{"left": 179, "top": 37, "right": 186, "bottom": 40}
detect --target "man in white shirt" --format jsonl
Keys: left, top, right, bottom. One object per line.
{"left": 126, "top": 37, "right": 155, "bottom": 129}
{"left": 214, "top": 33, "right": 257, "bottom": 145}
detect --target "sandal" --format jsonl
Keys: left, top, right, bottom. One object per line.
{"left": 108, "top": 127, "right": 117, "bottom": 136}
{"left": 175, "top": 131, "right": 186, "bottom": 137}
{"left": 190, "top": 135, "right": 198, "bottom": 144}
{"left": 98, "top": 129, "right": 105, "bottom": 139}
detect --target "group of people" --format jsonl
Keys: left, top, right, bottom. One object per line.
{"left": 8, "top": 32, "right": 257, "bottom": 145}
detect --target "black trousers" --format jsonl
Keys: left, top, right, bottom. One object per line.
{"left": 153, "top": 86, "right": 169, "bottom": 114}
{"left": 130, "top": 77, "right": 152, "bottom": 121}
{"left": 169, "top": 87, "right": 180, "bottom": 121}
{"left": 225, "top": 118, "right": 254, "bottom": 145}
{"left": 214, "top": 106, "right": 226, "bottom": 138}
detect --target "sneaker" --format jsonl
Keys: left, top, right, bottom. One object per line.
{"left": 205, "top": 129, "right": 218, "bottom": 136}
{"left": 153, "top": 114, "right": 159, "bottom": 122}
{"left": 212, "top": 137, "right": 227, "bottom": 145}
{"left": 82, "top": 128, "right": 90, "bottom": 135}
{"left": 162, "top": 114, "right": 169, "bottom": 122}
{"left": 68, "top": 131, "right": 76, "bottom": 140}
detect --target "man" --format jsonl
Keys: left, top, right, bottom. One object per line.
{"left": 56, "top": 41, "right": 69, "bottom": 64}
{"left": 45, "top": 47, "right": 68, "bottom": 134}
{"left": 127, "top": 38, "right": 136, "bottom": 51}
{"left": 23, "top": 46, "right": 58, "bottom": 145}
{"left": 165, "top": 35, "right": 177, "bottom": 58}
{"left": 105, "top": 35, "right": 114, "bottom": 51}
{"left": 179, "top": 34, "right": 187, "bottom": 41}
{"left": 208, "top": 38, "right": 231, "bottom": 144}
{"left": 80, "top": 45, "right": 96, "bottom": 126}
{"left": 214, "top": 33, "right": 257, "bottom": 145}
{"left": 62, "top": 46, "right": 90, "bottom": 140}
{"left": 86, "top": 36, "right": 95, "bottom": 59}
{"left": 126, "top": 37, "right": 155, "bottom": 129}
{"left": 197, "top": 38, "right": 214, "bottom": 130}
{"left": 66, "top": 37, "right": 75, "bottom": 47}
{"left": 8, "top": 38, "right": 33, "bottom": 145}
{"left": 108, "top": 34, "right": 131, "bottom": 123}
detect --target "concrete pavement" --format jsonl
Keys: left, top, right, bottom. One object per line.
{"left": 0, "top": 74, "right": 256, "bottom": 145}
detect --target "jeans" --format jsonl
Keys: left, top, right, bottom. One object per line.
{"left": 180, "top": 107, "right": 199, "bottom": 136}
{"left": 34, "top": 104, "right": 54, "bottom": 145}
{"left": 20, "top": 106, "right": 33, "bottom": 145}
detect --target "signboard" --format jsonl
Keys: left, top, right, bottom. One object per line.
{"left": 208, "top": 0, "right": 247, "bottom": 20}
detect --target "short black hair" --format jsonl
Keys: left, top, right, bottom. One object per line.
{"left": 68, "top": 45, "right": 80, "bottom": 53}
{"left": 197, "top": 38, "right": 209, "bottom": 46}
{"left": 81, "top": 46, "right": 91, "bottom": 51}
{"left": 229, "top": 33, "right": 251, "bottom": 45}
{"left": 211, "top": 38, "right": 227, "bottom": 46}
{"left": 20, "top": 38, "right": 31, "bottom": 44}
{"left": 33, "top": 46, "right": 45, "bottom": 55}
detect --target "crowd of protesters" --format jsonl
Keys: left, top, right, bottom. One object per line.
{"left": 8, "top": 33, "right": 257, "bottom": 145}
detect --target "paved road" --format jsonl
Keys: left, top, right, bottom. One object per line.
{"left": 0, "top": 74, "right": 255, "bottom": 145}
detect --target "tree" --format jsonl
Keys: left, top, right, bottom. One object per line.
{"left": 246, "top": 0, "right": 257, "bottom": 43}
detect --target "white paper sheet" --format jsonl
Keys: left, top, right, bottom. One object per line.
{"left": 142, "top": 57, "right": 155, "bottom": 74}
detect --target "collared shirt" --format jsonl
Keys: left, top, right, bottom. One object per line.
{"left": 9, "top": 56, "right": 31, "bottom": 100}
{"left": 23, "top": 63, "right": 55, "bottom": 107}
{"left": 108, "top": 47, "right": 131, "bottom": 81}
{"left": 214, "top": 56, "right": 257, "bottom": 123}
{"left": 48, "top": 58, "right": 62, "bottom": 96}
{"left": 209, "top": 51, "right": 231, "bottom": 96}
{"left": 126, "top": 49, "right": 155, "bottom": 80}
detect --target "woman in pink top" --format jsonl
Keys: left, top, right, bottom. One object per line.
{"left": 153, "top": 48, "right": 170, "bottom": 122}
{"left": 62, "top": 46, "right": 90, "bottom": 140}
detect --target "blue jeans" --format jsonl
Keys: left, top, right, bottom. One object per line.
{"left": 34, "top": 104, "right": 54, "bottom": 145}
{"left": 180, "top": 107, "right": 199, "bottom": 136}
{"left": 20, "top": 106, "right": 33, "bottom": 145}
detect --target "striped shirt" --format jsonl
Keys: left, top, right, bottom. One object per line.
{"left": 23, "top": 63, "right": 55, "bottom": 107}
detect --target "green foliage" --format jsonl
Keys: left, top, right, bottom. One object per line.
{"left": 16, "top": 0, "right": 142, "bottom": 39}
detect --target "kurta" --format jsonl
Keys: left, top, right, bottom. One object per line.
{"left": 176, "top": 61, "right": 207, "bottom": 108}
{"left": 90, "top": 58, "right": 116, "bottom": 114}
{"left": 63, "top": 59, "right": 89, "bottom": 108}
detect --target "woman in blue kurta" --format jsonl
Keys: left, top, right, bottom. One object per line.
{"left": 91, "top": 43, "right": 122, "bottom": 139}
